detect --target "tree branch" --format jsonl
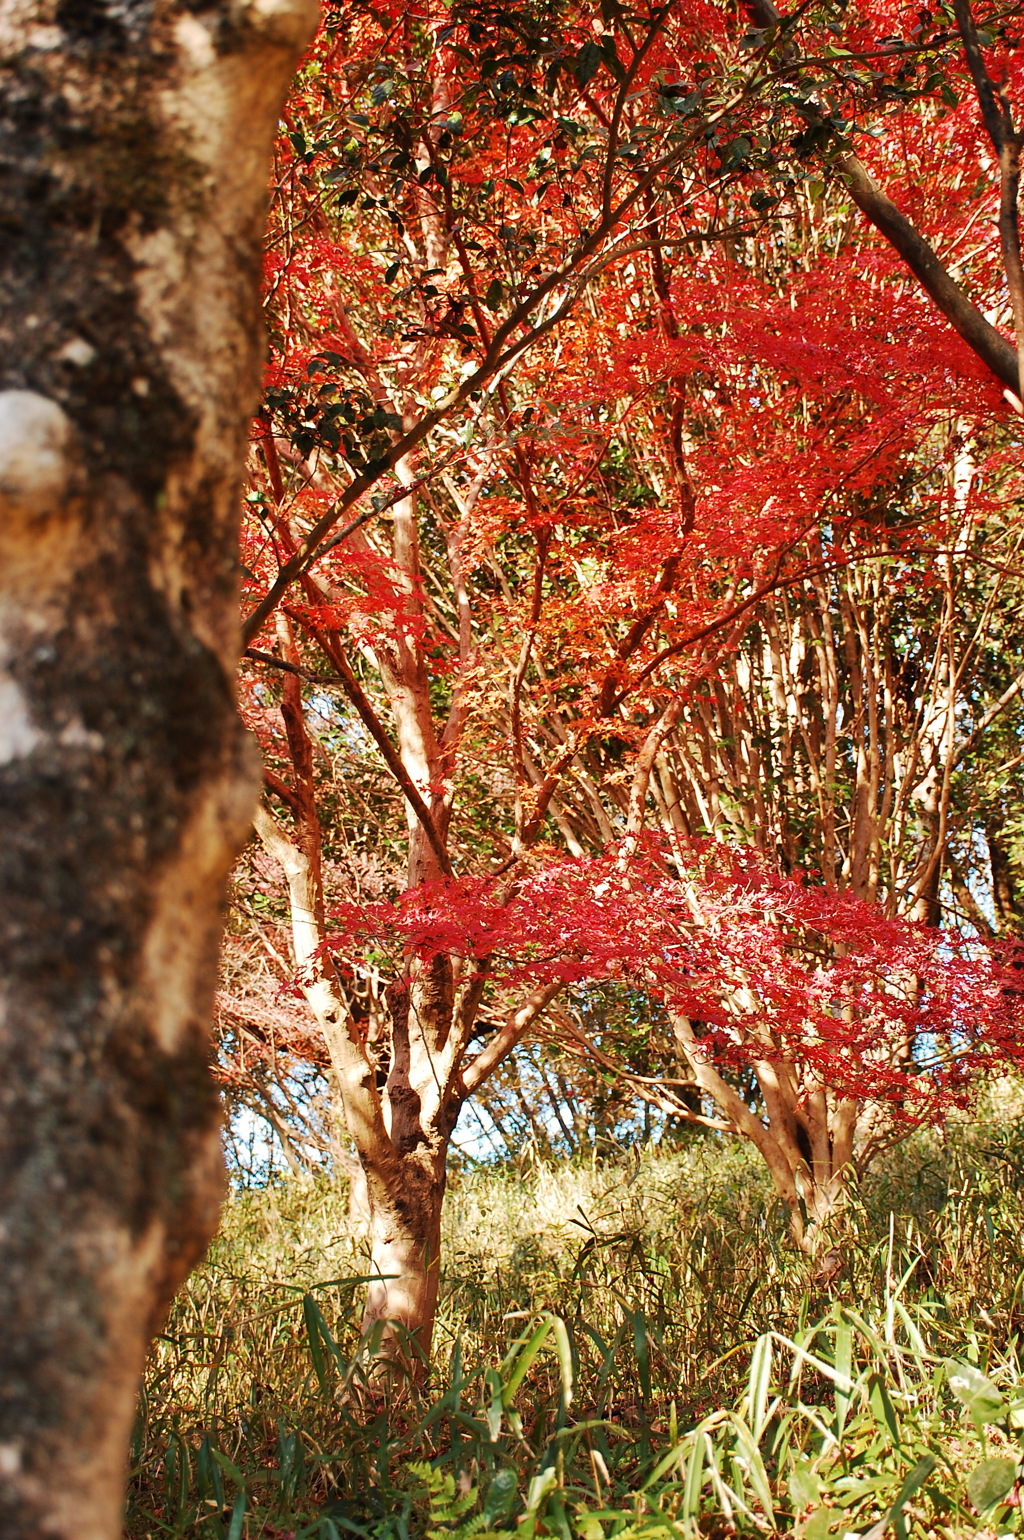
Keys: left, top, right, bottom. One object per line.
{"left": 953, "top": 0, "right": 1024, "bottom": 394}
{"left": 745, "top": 0, "right": 1020, "bottom": 397}
{"left": 242, "top": 129, "right": 715, "bottom": 643}
{"left": 461, "top": 981, "right": 563, "bottom": 1095}
{"left": 834, "top": 150, "right": 1020, "bottom": 395}
{"left": 252, "top": 804, "right": 396, "bottom": 1166}
{"left": 293, "top": 613, "right": 454, "bottom": 878}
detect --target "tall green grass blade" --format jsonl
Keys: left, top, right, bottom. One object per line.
{"left": 728, "top": 1413, "right": 775, "bottom": 1522}
{"left": 226, "top": 1491, "right": 247, "bottom": 1540}
{"left": 681, "top": 1435, "right": 705, "bottom": 1523}
{"left": 303, "top": 1293, "right": 330, "bottom": 1393}
{"left": 502, "top": 1318, "right": 556, "bottom": 1407}
{"left": 868, "top": 1373, "right": 902, "bottom": 1447}
{"left": 550, "top": 1315, "right": 574, "bottom": 1412}
{"left": 746, "top": 1333, "right": 772, "bottom": 1440}
{"left": 883, "top": 1452, "right": 936, "bottom": 1540}
{"left": 834, "top": 1318, "right": 853, "bottom": 1436}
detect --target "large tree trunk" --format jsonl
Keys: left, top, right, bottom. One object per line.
{"left": 362, "top": 1154, "right": 448, "bottom": 1368}
{"left": 355, "top": 963, "right": 460, "bottom": 1369}
{"left": 0, "top": 2, "right": 314, "bottom": 1535}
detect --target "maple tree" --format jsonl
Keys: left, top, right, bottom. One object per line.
{"left": 225, "top": 0, "right": 1024, "bottom": 1354}
{"left": 536, "top": 442, "right": 1024, "bottom": 1246}
{"left": 741, "top": 0, "right": 1024, "bottom": 403}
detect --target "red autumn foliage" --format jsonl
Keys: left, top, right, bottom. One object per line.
{"left": 328, "top": 836, "right": 1024, "bottom": 1117}
{"left": 227, "top": 0, "right": 1024, "bottom": 1314}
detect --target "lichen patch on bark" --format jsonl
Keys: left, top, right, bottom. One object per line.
{"left": 0, "top": 390, "right": 73, "bottom": 517}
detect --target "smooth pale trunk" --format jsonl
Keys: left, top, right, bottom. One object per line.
{"left": 363, "top": 1178, "right": 446, "bottom": 1366}
{"left": 790, "top": 1175, "right": 849, "bottom": 1255}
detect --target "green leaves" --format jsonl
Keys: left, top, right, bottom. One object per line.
{"left": 226, "top": 1491, "right": 247, "bottom": 1540}
{"left": 967, "top": 1455, "right": 1018, "bottom": 1512}
{"left": 942, "top": 1359, "right": 1021, "bottom": 1508}
{"left": 943, "top": 1358, "right": 1006, "bottom": 1426}
{"left": 802, "top": 1505, "right": 834, "bottom": 1540}
{"left": 499, "top": 1312, "right": 574, "bottom": 1414}
{"left": 408, "top": 1461, "right": 478, "bottom": 1540}
{"left": 716, "top": 135, "right": 753, "bottom": 171}
{"left": 746, "top": 1332, "right": 774, "bottom": 1439}
{"left": 572, "top": 41, "right": 603, "bottom": 88}
{"left": 137, "top": 1198, "right": 1024, "bottom": 1540}
{"left": 571, "top": 35, "right": 623, "bottom": 88}
{"left": 597, "top": 35, "right": 625, "bottom": 84}
{"left": 881, "top": 1453, "right": 937, "bottom": 1540}
{"left": 789, "top": 1460, "right": 820, "bottom": 1511}
{"left": 483, "top": 1468, "right": 517, "bottom": 1525}
{"left": 301, "top": 1292, "right": 342, "bottom": 1395}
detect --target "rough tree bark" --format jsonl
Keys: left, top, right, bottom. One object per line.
{"left": 0, "top": 0, "right": 315, "bottom": 1535}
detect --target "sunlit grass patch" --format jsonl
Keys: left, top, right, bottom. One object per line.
{"left": 128, "top": 1106, "right": 1024, "bottom": 1538}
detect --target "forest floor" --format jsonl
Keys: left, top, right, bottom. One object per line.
{"left": 129, "top": 1084, "right": 1024, "bottom": 1539}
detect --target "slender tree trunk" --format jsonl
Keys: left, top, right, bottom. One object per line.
{"left": 670, "top": 1016, "right": 861, "bottom": 1255}
{"left": 0, "top": 2, "right": 314, "bottom": 1535}
{"left": 255, "top": 806, "right": 462, "bottom": 1365}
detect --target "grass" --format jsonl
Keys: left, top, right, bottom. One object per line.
{"left": 128, "top": 1092, "right": 1024, "bottom": 1539}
